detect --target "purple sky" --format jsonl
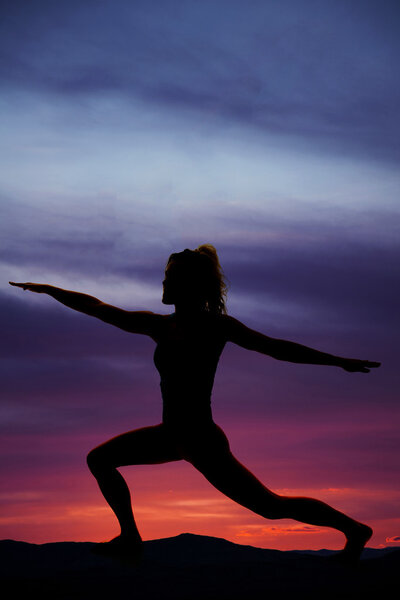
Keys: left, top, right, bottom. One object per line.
{"left": 1, "top": 0, "right": 399, "bottom": 549}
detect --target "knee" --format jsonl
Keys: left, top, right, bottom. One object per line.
{"left": 86, "top": 448, "right": 98, "bottom": 473}
{"left": 86, "top": 446, "right": 110, "bottom": 475}
{"left": 263, "top": 494, "right": 287, "bottom": 520}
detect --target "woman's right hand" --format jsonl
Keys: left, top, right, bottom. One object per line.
{"left": 9, "top": 282, "right": 50, "bottom": 293}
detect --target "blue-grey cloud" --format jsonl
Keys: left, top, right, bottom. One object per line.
{"left": 1, "top": 0, "right": 399, "bottom": 161}
{"left": 2, "top": 193, "right": 399, "bottom": 335}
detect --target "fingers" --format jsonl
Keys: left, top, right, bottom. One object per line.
{"left": 9, "top": 282, "right": 32, "bottom": 291}
{"left": 9, "top": 282, "right": 25, "bottom": 288}
{"left": 357, "top": 362, "right": 380, "bottom": 373}
{"left": 343, "top": 359, "right": 381, "bottom": 373}
{"left": 361, "top": 361, "right": 380, "bottom": 371}
{"left": 367, "top": 361, "right": 381, "bottom": 368}
{"left": 356, "top": 361, "right": 380, "bottom": 373}
{"left": 9, "top": 281, "right": 25, "bottom": 288}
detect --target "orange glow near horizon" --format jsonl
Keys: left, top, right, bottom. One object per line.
{"left": 1, "top": 408, "right": 398, "bottom": 551}
{"left": 1, "top": 464, "right": 399, "bottom": 550}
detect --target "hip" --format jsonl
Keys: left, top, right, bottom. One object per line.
{"left": 162, "top": 418, "right": 231, "bottom": 459}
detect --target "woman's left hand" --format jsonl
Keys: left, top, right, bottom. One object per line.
{"left": 340, "top": 357, "right": 381, "bottom": 373}
{"left": 9, "top": 282, "right": 50, "bottom": 293}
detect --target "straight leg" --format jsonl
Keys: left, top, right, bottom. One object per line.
{"left": 186, "top": 434, "right": 372, "bottom": 562}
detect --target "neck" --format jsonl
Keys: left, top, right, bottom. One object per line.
{"left": 174, "top": 302, "right": 206, "bottom": 318}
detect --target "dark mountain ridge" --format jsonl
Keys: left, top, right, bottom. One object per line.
{"left": 1, "top": 533, "right": 398, "bottom": 599}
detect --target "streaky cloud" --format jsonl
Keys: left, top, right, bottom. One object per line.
{"left": 1, "top": 0, "right": 399, "bottom": 161}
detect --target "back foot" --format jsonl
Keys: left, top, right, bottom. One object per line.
{"left": 328, "top": 522, "right": 373, "bottom": 567}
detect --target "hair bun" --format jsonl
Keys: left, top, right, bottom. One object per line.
{"left": 195, "top": 244, "right": 218, "bottom": 260}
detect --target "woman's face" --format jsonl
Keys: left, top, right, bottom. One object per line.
{"left": 162, "top": 261, "right": 182, "bottom": 305}
{"left": 162, "top": 260, "right": 200, "bottom": 306}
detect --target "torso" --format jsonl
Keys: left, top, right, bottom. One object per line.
{"left": 153, "top": 312, "right": 227, "bottom": 426}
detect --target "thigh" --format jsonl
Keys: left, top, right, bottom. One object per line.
{"left": 188, "top": 436, "right": 281, "bottom": 510}
{"left": 90, "top": 423, "right": 183, "bottom": 467}
{"left": 176, "top": 421, "right": 231, "bottom": 463}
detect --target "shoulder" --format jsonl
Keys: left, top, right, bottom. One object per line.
{"left": 101, "top": 307, "right": 170, "bottom": 339}
{"left": 210, "top": 313, "right": 243, "bottom": 341}
{"left": 218, "top": 314, "right": 242, "bottom": 331}
{"left": 142, "top": 312, "right": 173, "bottom": 342}
{"left": 138, "top": 310, "right": 172, "bottom": 342}
{"left": 217, "top": 314, "right": 271, "bottom": 350}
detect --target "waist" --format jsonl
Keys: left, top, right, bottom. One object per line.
{"left": 161, "top": 393, "right": 212, "bottom": 425}
{"left": 160, "top": 379, "right": 213, "bottom": 396}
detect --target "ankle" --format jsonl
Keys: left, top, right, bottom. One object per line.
{"left": 120, "top": 528, "right": 142, "bottom": 542}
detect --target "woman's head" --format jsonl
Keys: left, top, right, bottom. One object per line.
{"left": 162, "top": 244, "right": 228, "bottom": 314}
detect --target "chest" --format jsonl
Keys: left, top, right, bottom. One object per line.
{"left": 153, "top": 314, "right": 226, "bottom": 373}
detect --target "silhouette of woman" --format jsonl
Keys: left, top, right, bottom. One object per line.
{"left": 9, "top": 244, "right": 380, "bottom": 563}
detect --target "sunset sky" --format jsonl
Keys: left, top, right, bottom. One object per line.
{"left": 1, "top": 0, "right": 399, "bottom": 551}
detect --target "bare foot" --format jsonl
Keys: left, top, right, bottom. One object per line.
{"left": 328, "top": 522, "right": 373, "bottom": 567}
{"left": 91, "top": 533, "right": 144, "bottom": 560}
{"left": 344, "top": 522, "right": 372, "bottom": 557}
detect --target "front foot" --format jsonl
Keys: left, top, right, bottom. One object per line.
{"left": 91, "top": 534, "right": 144, "bottom": 563}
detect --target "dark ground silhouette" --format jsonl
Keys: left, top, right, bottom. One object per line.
{"left": 0, "top": 534, "right": 397, "bottom": 600}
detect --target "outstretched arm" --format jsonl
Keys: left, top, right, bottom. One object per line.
{"left": 224, "top": 315, "right": 380, "bottom": 373}
{"left": 9, "top": 282, "right": 162, "bottom": 338}
{"left": 10, "top": 282, "right": 103, "bottom": 314}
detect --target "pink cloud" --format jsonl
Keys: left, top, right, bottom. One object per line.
{"left": 236, "top": 525, "right": 320, "bottom": 538}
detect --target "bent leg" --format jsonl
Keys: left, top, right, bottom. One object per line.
{"left": 87, "top": 423, "right": 182, "bottom": 541}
